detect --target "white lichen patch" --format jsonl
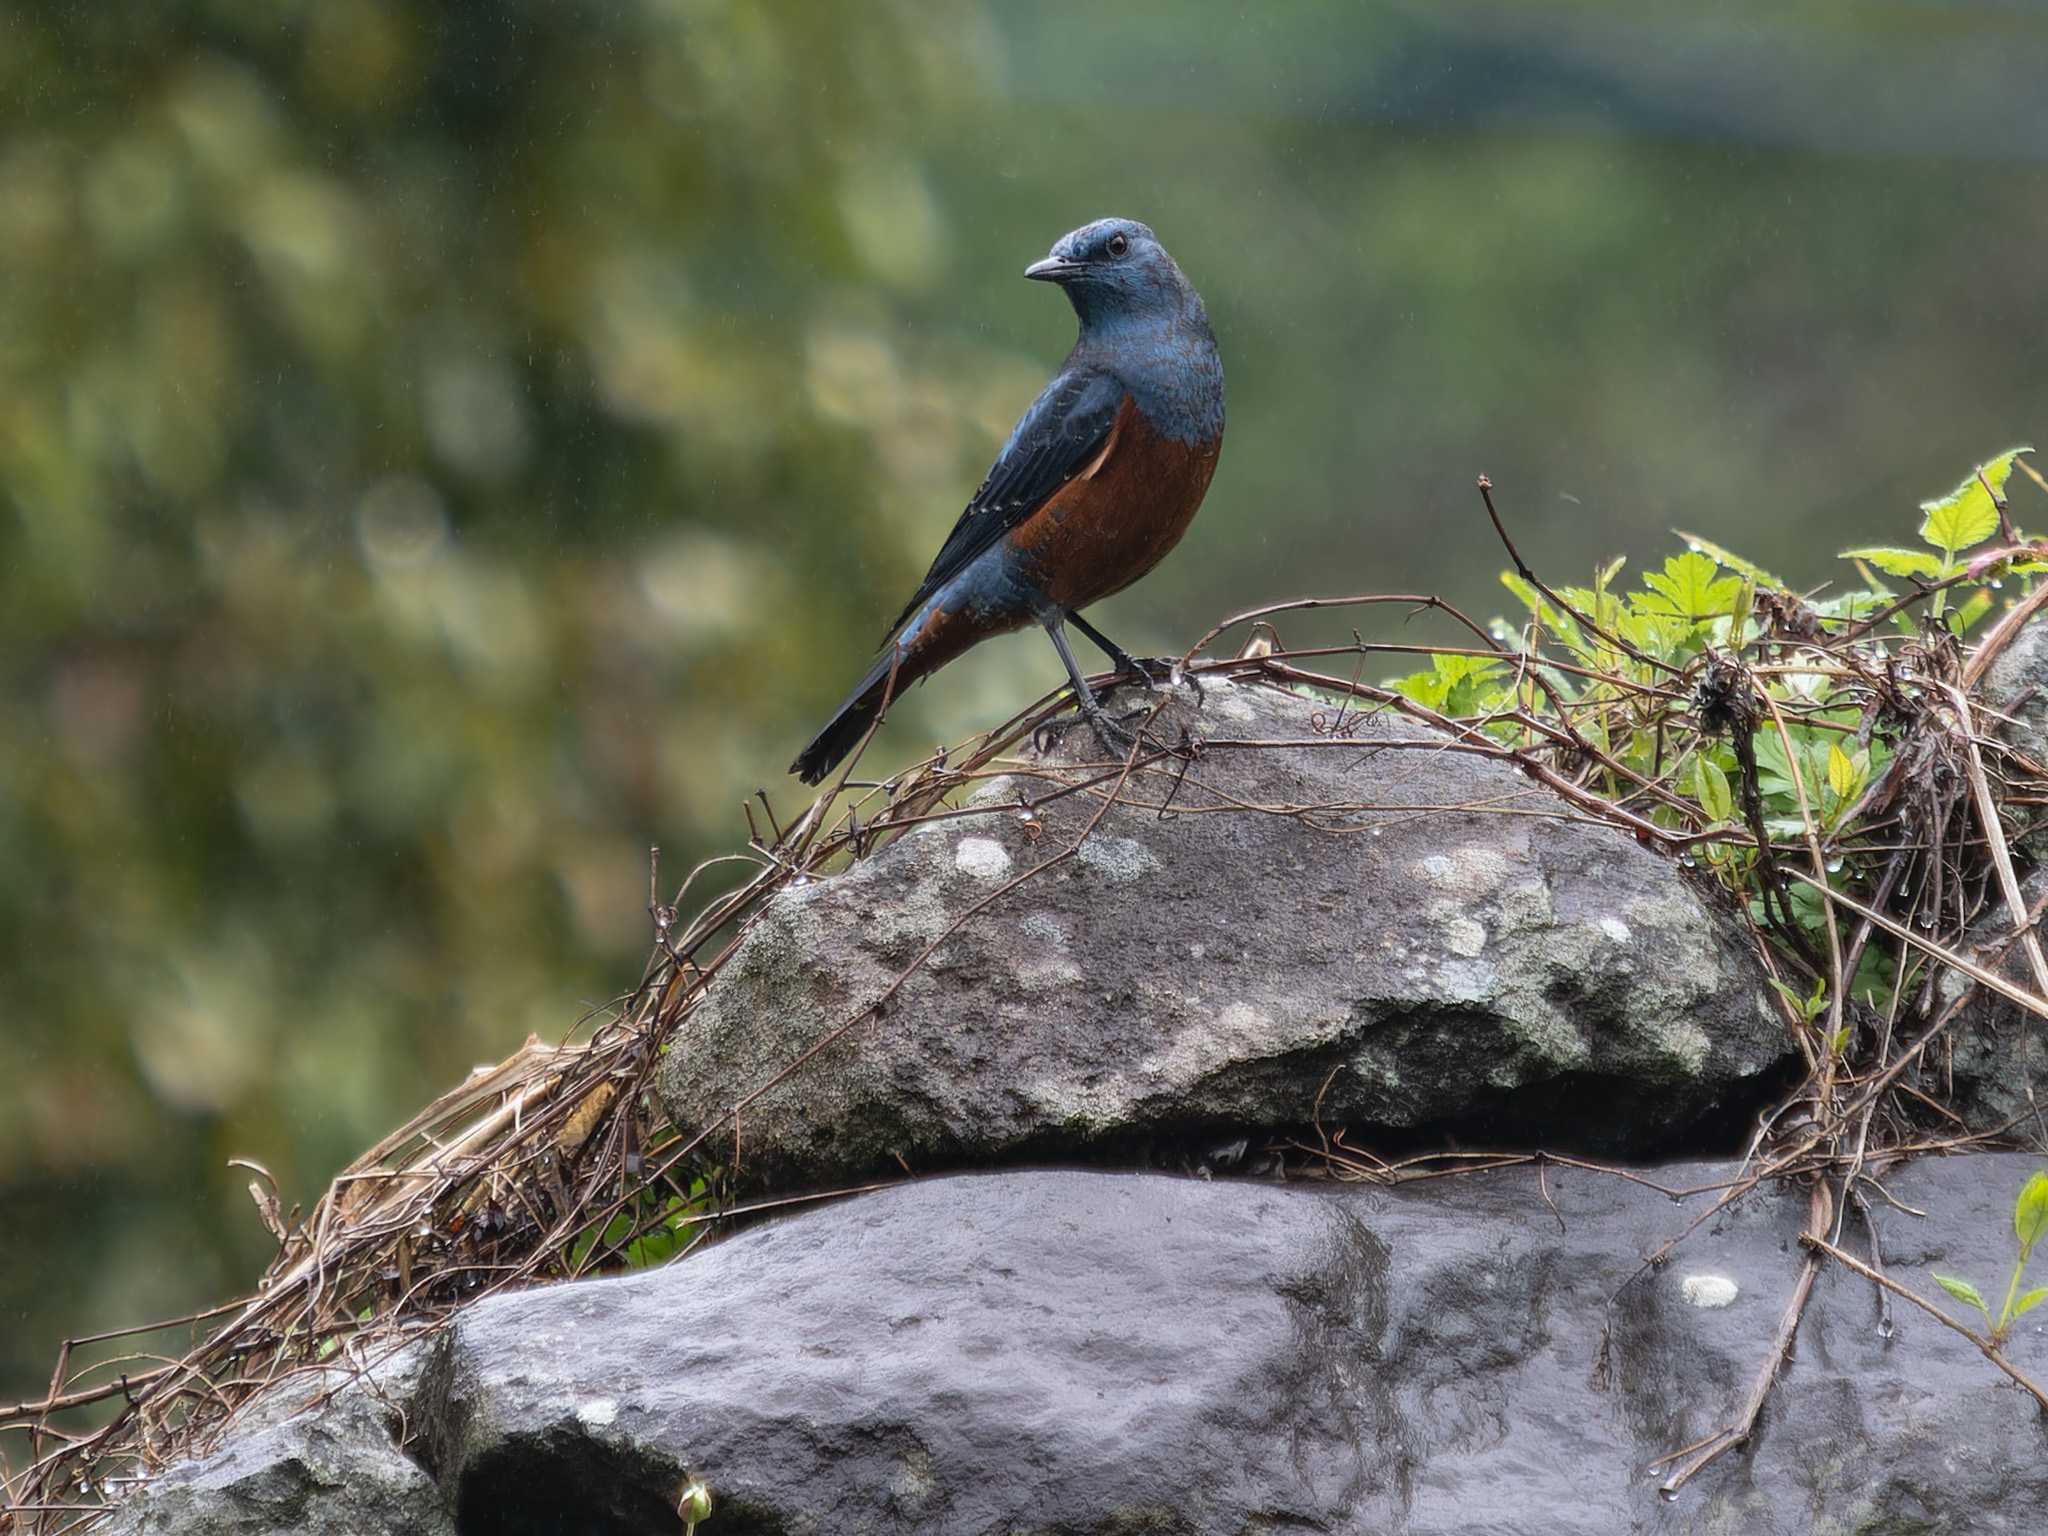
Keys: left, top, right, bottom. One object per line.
{"left": 1598, "top": 916, "right": 1633, "bottom": 944}
{"left": 953, "top": 835, "right": 1012, "bottom": 880}
{"left": 1681, "top": 1274, "right": 1740, "bottom": 1309}
{"left": 1410, "top": 955, "right": 1498, "bottom": 1005}
{"left": 1018, "top": 912, "right": 1068, "bottom": 947}
{"left": 1497, "top": 878, "right": 1554, "bottom": 931}
{"left": 575, "top": 1398, "right": 618, "bottom": 1429}
{"left": 1138, "top": 997, "right": 1301, "bottom": 1088}
{"left": 1646, "top": 1015, "right": 1713, "bottom": 1075}
{"left": 1014, "top": 911, "right": 1083, "bottom": 991}
{"left": 1500, "top": 1005, "right": 1590, "bottom": 1071}
{"left": 1079, "top": 835, "right": 1159, "bottom": 882}
{"left": 1444, "top": 916, "right": 1488, "bottom": 958}
{"left": 1412, "top": 845, "right": 1511, "bottom": 898}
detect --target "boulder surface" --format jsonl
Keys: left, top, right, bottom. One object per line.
{"left": 660, "top": 676, "right": 1789, "bottom": 1187}
{"left": 104, "top": 1157, "right": 2048, "bottom": 1535}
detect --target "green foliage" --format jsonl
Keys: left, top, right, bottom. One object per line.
{"left": 1933, "top": 1170, "right": 2048, "bottom": 1347}
{"left": 1392, "top": 651, "right": 1504, "bottom": 714}
{"left": 1394, "top": 448, "right": 2041, "bottom": 1021}
{"left": 1922, "top": 449, "right": 2029, "bottom": 557}
{"left": 566, "top": 1180, "right": 711, "bottom": 1273}
{"left": 1638, "top": 551, "right": 1746, "bottom": 625}
{"left": 1841, "top": 447, "right": 2033, "bottom": 623}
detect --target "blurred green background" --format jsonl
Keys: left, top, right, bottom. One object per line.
{"left": 4, "top": 0, "right": 2047, "bottom": 1403}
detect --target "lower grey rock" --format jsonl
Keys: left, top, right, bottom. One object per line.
{"left": 659, "top": 678, "right": 1789, "bottom": 1189}
{"left": 102, "top": 1388, "right": 449, "bottom": 1536}
{"left": 104, "top": 1157, "right": 2048, "bottom": 1535}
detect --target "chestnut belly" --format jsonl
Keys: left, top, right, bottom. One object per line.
{"left": 1007, "top": 402, "right": 1221, "bottom": 613}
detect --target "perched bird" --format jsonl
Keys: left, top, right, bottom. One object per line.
{"left": 790, "top": 217, "right": 1225, "bottom": 784}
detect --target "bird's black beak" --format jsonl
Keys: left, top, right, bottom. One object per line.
{"left": 1024, "top": 255, "right": 1082, "bottom": 282}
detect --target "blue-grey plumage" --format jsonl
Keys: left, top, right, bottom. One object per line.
{"left": 792, "top": 218, "right": 1224, "bottom": 785}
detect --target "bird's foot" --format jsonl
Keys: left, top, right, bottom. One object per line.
{"left": 1032, "top": 695, "right": 1178, "bottom": 762}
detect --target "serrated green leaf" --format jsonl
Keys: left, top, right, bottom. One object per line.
{"left": 1840, "top": 546, "right": 1944, "bottom": 579}
{"left": 1695, "top": 755, "right": 1733, "bottom": 823}
{"left": 2013, "top": 1286, "right": 2048, "bottom": 1319}
{"left": 1919, "top": 448, "right": 2031, "bottom": 558}
{"left": 1639, "top": 552, "right": 1746, "bottom": 623}
{"left": 1392, "top": 669, "right": 1450, "bottom": 710}
{"left": 1431, "top": 651, "right": 1505, "bottom": 717}
{"left": 2014, "top": 1170, "right": 2048, "bottom": 1251}
{"left": 1673, "top": 533, "right": 1784, "bottom": 589}
{"left": 1815, "top": 588, "right": 1896, "bottom": 621}
{"left": 1934, "top": 1273, "right": 1991, "bottom": 1316}
{"left": 1431, "top": 652, "right": 1494, "bottom": 684}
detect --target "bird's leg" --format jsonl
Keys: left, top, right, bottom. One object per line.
{"left": 1068, "top": 610, "right": 1201, "bottom": 701}
{"left": 1037, "top": 614, "right": 1141, "bottom": 757}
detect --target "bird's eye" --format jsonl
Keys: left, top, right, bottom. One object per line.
{"left": 1105, "top": 232, "right": 1129, "bottom": 259}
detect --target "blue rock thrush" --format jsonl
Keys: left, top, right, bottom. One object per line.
{"left": 791, "top": 217, "right": 1225, "bottom": 784}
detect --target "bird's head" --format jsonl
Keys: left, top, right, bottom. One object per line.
{"left": 1024, "top": 218, "right": 1191, "bottom": 327}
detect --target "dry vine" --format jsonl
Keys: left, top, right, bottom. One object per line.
{"left": 7, "top": 473, "right": 2048, "bottom": 1529}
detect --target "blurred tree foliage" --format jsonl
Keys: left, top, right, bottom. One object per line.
{"left": 3, "top": 0, "right": 2046, "bottom": 1399}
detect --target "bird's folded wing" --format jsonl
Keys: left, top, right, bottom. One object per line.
{"left": 885, "top": 367, "right": 1126, "bottom": 638}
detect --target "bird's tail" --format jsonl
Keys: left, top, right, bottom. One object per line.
{"left": 789, "top": 647, "right": 906, "bottom": 785}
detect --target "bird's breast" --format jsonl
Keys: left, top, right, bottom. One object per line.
{"left": 1005, "top": 395, "right": 1222, "bottom": 611}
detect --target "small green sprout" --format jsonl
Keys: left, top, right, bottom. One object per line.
{"left": 1933, "top": 1169, "right": 2048, "bottom": 1348}
{"left": 677, "top": 1474, "right": 713, "bottom": 1534}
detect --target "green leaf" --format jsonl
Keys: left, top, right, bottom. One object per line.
{"left": 1934, "top": 1272, "right": 1991, "bottom": 1317}
{"left": 1392, "top": 652, "right": 1506, "bottom": 717}
{"left": 1751, "top": 730, "right": 1828, "bottom": 806}
{"left": 1767, "top": 976, "right": 1826, "bottom": 1023}
{"left": 2013, "top": 1286, "right": 2048, "bottom": 1319}
{"left": 1826, "top": 743, "right": 1864, "bottom": 804}
{"left": 1638, "top": 552, "right": 1745, "bottom": 624}
{"left": 1840, "top": 546, "right": 1944, "bottom": 579}
{"left": 1673, "top": 533, "right": 1784, "bottom": 589}
{"left": 1499, "top": 571, "right": 1575, "bottom": 636}
{"left": 1393, "top": 668, "right": 1449, "bottom": 710}
{"left": 1815, "top": 588, "right": 1896, "bottom": 622}
{"left": 1694, "top": 755, "right": 1733, "bottom": 823}
{"left": 2014, "top": 1170, "right": 2048, "bottom": 1251}
{"left": 1919, "top": 448, "right": 2031, "bottom": 558}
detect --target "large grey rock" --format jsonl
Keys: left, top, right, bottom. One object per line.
{"left": 660, "top": 676, "right": 1788, "bottom": 1188}
{"left": 105, "top": 1158, "right": 2048, "bottom": 1534}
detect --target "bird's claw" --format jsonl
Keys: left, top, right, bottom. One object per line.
{"left": 1031, "top": 699, "right": 1158, "bottom": 761}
